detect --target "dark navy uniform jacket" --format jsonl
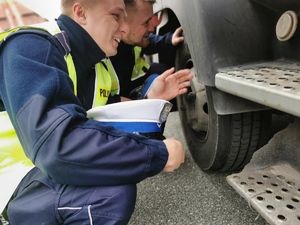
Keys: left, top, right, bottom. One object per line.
{"left": 0, "top": 14, "right": 168, "bottom": 186}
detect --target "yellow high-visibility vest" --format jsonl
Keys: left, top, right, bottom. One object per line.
{"left": 0, "top": 22, "right": 120, "bottom": 106}
{"left": 131, "top": 46, "right": 150, "bottom": 81}
{"left": 99, "top": 58, "right": 120, "bottom": 100}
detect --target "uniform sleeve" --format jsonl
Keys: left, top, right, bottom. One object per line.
{"left": 0, "top": 34, "right": 168, "bottom": 186}
{"left": 142, "top": 32, "right": 174, "bottom": 55}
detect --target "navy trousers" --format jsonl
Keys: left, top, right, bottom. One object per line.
{"left": 7, "top": 167, "right": 137, "bottom": 225}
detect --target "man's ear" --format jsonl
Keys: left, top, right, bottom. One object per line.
{"left": 72, "top": 3, "right": 87, "bottom": 25}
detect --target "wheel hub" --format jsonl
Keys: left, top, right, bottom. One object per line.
{"left": 182, "top": 67, "right": 208, "bottom": 133}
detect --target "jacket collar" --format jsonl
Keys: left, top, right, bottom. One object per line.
{"left": 56, "top": 15, "right": 106, "bottom": 78}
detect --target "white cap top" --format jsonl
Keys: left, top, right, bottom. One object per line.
{"left": 87, "top": 99, "right": 173, "bottom": 123}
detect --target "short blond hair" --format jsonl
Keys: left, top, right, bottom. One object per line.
{"left": 61, "top": 0, "right": 97, "bottom": 16}
{"left": 61, "top": 0, "right": 75, "bottom": 15}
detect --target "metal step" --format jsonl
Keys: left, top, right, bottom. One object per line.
{"left": 215, "top": 62, "right": 300, "bottom": 117}
{"left": 227, "top": 165, "right": 300, "bottom": 225}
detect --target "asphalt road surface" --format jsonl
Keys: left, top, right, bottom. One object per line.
{"left": 128, "top": 111, "right": 269, "bottom": 225}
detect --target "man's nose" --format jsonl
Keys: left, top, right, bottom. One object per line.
{"left": 120, "top": 19, "right": 129, "bottom": 35}
{"left": 151, "top": 13, "right": 162, "bottom": 27}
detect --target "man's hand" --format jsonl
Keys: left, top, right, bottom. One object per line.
{"left": 163, "top": 137, "right": 185, "bottom": 172}
{"left": 172, "top": 27, "right": 184, "bottom": 46}
{"left": 147, "top": 67, "right": 192, "bottom": 101}
{"left": 121, "top": 96, "right": 131, "bottom": 102}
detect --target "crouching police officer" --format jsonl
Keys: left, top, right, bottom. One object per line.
{"left": 0, "top": 0, "right": 192, "bottom": 224}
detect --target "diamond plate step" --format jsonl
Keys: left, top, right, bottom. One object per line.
{"left": 215, "top": 64, "right": 300, "bottom": 117}
{"left": 227, "top": 165, "right": 300, "bottom": 225}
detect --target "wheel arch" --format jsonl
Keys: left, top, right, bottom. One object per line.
{"left": 155, "top": 0, "right": 274, "bottom": 84}
{"left": 154, "top": 0, "right": 275, "bottom": 114}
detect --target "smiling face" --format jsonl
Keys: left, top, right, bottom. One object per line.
{"left": 122, "top": 0, "right": 155, "bottom": 48}
{"left": 72, "top": 0, "right": 129, "bottom": 57}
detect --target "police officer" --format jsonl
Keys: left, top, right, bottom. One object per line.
{"left": 0, "top": 0, "right": 189, "bottom": 224}
{"left": 110, "top": 0, "right": 185, "bottom": 101}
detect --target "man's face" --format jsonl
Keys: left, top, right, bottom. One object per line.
{"left": 122, "top": 0, "right": 155, "bottom": 48}
{"left": 83, "top": 0, "right": 129, "bottom": 57}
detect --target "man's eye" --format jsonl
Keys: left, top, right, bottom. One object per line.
{"left": 144, "top": 20, "right": 150, "bottom": 26}
{"left": 113, "top": 14, "right": 120, "bottom": 20}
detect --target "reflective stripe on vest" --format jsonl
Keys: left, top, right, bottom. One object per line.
{"left": 131, "top": 46, "right": 150, "bottom": 81}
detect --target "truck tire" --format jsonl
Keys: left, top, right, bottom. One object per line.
{"left": 175, "top": 40, "right": 271, "bottom": 171}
